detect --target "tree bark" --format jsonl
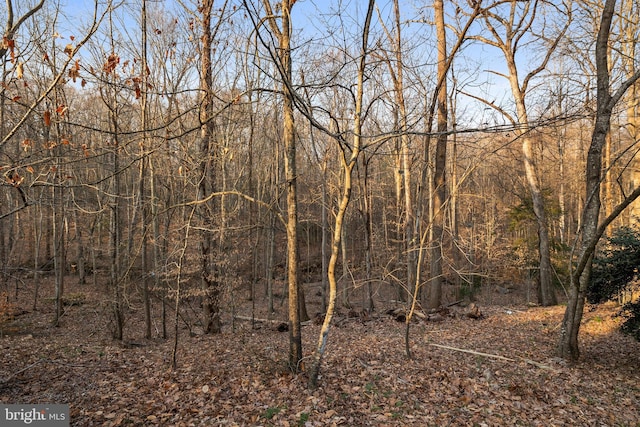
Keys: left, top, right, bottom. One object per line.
{"left": 558, "top": 0, "right": 640, "bottom": 360}
{"left": 427, "top": 0, "right": 448, "bottom": 310}
{"left": 281, "top": 0, "right": 303, "bottom": 369}
{"left": 558, "top": 0, "right": 614, "bottom": 359}
{"left": 140, "top": 0, "right": 152, "bottom": 340}
{"left": 199, "top": 0, "right": 221, "bottom": 335}
{"left": 261, "top": 0, "right": 303, "bottom": 369}
{"left": 473, "top": 0, "right": 568, "bottom": 306}
{"left": 508, "top": 60, "right": 557, "bottom": 308}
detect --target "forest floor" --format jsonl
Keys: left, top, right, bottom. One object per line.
{"left": 1, "top": 277, "right": 639, "bottom": 426}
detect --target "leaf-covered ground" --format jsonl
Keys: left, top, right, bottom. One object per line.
{"left": 1, "top": 279, "right": 639, "bottom": 426}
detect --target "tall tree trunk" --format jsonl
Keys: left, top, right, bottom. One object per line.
{"left": 428, "top": 0, "right": 448, "bottom": 310}
{"left": 392, "top": 0, "right": 416, "bottom": 303}
{"left": 449, "top": 79, "right": 462, "bottom": 290}
{"left": 560, "top": 0, "right": 609, "bottom": 359}
{"left": 558, "top": 134, "right": 567, "bottom": 244}
{"left": 381, "top": 0, "right": 414, "bottom": 302}
{"left": 358, "top": 154, "right": 374, "bottom": 312}
{"left": 101, "top": 4, "right": 126, "bottom": 341}
{"left": 110, "top": 133, "right": 124, "bottom": 341}
{"left": 281, "top": 0, "right": 302, "bottom": 368}
{"left": 321, "top": 158, "right": 329, "bottom": 314}
{"left": 472, "top": 0, "right": 569, "bottom": 306}
{"left": 622, "top": 0, "right": 640, "bottom": 224}
{"left": 262, "top": 0, "right": 303, "bottom": 369}
{"left": 393, "top": 138, "right": 404, "bottom": 301}
{"left": 140, "top": 0, "right": 151, "bottom": 339}
{"left": 0, "top": 60, "right": 6, "bottom": 292}
{"left": 52, "top": 168, "right": 65, "bottom": 326}
{"left": 199, "top": 0, "right": 221, "bottom": 335}
{"left": 558, "top": 0, "right": 640, "bottom": 360}
{"left": 507, "top": 65, "right": 557, "bottom": 307}
{"left": 522, "top": 132, "right": 556, "bottom": 306}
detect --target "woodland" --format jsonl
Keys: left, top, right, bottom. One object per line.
{"left": 1, "top": 0, "right": 640, "bottom": 425}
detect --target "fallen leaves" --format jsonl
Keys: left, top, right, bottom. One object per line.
{"left": 0, "top": 280, "right": 639, "bottom": 426}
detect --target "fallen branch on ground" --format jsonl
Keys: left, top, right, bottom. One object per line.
{"left": 233, "top": 315, "right": 283, "bottom": 324}
{"left": 428, "top": 343, "right": 560, "bottom": 372}
{"left": 233, "top": 315, "right": 312, "bottom": 326}
{"left": 1, "top": 358, "right": 45, "bottom": 384}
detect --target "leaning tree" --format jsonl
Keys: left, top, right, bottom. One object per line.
{"left": 558, "top": 0, "right": 640, "bottom": 361}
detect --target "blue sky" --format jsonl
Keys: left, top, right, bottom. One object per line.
{"left": 48, "top": 0, "right": 518, "bottom": 126}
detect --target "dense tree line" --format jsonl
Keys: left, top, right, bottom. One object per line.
{"left": 1, "top": 0, "right": 639, "bottom": 382}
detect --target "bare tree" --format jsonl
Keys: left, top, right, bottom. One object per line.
{"left": 468, "top": 0, "right": 572, "bottom": 306}
{"left": 427, "top": 0, "right": 449, "bottom": 310}
{"left": 558, "top": 0, "right": 640, "bottom": 360}
{"left": 619, "top": 0, "right": 640, "bottom": 223}
{"left": 308, "top": 0, "right": 375, "bottom": 389}
{"left": 198, "top": 0, "right": 226, "bottom": 335}
{"left": 0, "top": 0, "right": 44, "bottom": 291}
{"left": 0, "top": 0, "right": 45, "bottom": 61}
{"left": 259, "top": 0, "right": 303, "bottom": 370}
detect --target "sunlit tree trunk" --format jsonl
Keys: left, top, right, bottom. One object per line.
{"left": 393, "top": 0, "right": 416, "bottom": 302}
{"left": 621, "top": 0, "right": 640, "bottom": 224}
{"left": 427, "top": 0, "right": 448, "bottom": 310}
{"left": 559, "top": 0, "right": 640, "bottom": 360}
{"left": 280, "top": 0, "right": 303, "bottom": 365}
{"left": 308, "top": 0, "right": 374, "bottom": 388}
{"left": 321, "top": 157, "right": 329, "bottom": 313}
{"left": 261, "top": 0, "right": 303, "bottom": 368}
{"left": 472, "top": 0, "right": 570, "bottom": 306}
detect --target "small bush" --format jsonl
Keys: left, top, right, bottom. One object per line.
{"left": 588, "top": 227, "right": 640, "bottom": 341}
{"left": 620, "top": 301, "right": 640, "bottom": 341}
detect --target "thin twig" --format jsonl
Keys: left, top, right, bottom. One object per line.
{"left": 1, "top": 358, "right": 45, "bottom": 384}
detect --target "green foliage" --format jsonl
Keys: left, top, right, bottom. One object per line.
{"left": 262, "top": 406, "right": 282, "bottom": 420}
{"left": 588, "top": 227, "right": 640, "bottom": 341}
{"left": 457, "top": 275, "right": 482, "bottom": 301}
{"left": 507, "top": 190, "right": 570, "bottom": 288}
{"left": 620, "top": 301, "right": 640, "bottom": 341}
{"left": 297, "top": 412, "right": 309, "bottom": 426}
{"left": 588, "top": 227, "right": 640, "bottom": 304}
{"left": 507, "top": 189, "right": 563, "bottom": 233}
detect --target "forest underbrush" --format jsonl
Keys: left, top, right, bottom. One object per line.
{"left": 1, "top": 276, "right": 639, "bottom": 426}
